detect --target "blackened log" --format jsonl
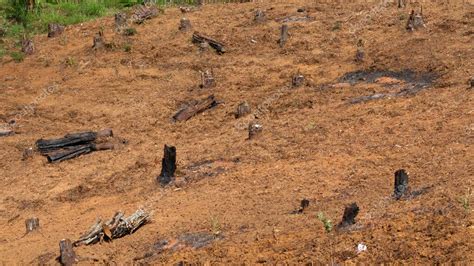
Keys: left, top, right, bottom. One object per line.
{"left": 173, "top": 95, "right": 218, "bottom": 122}
{"left": 192, "top": 32, "right": 226, "bottom": 54}
{"left": 158, "top": 145, "right": 176, "bottom": 186}
{"left": 25, "top": 217, "right": 40, "bottom": 233}
{"left": 36, "top": 129, "right": 113, "bottom": 154}
{"left": 46, "top": 143, "right": 114, "bottom": 163}
{"left": 278, "top": 24, "right": 288, "bottom": 48}
{"left": 59, "top": 239, "right": 77, "bottom": 266}
{"left": 338, "top": 202, "right": 359, "bottom": 228}
{"left": 394, "top": 169, "right": 409, "bottom": 200}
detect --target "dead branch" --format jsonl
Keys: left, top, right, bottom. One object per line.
{"left": 173, "top": 95, "right": 218, "bottom": 122}
{"left": 192, "top": 32, "right": 226, "bottom": 54}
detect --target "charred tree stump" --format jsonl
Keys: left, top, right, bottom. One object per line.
{"left": 200, "top": 70, "right": 215, "bottom": 88}
{"left": 59, "top": 239, "right": 77, "bottom": 266}
{"left": 292, "top": 199, "right": 310, "bottom": 214}
{"left": 179, "top": 18, "right": 192, "bottom": 32}
{"left": 192, "top": 32, "right": 226, "bottom": 54}
{"left": 248, "top": 121, "right": 263, "bottom": 140}
{"left": 254, "top": 10, "right": 266, "bottom": 23}
{"left": 158, "top": 145, "right": 176, "bottom": 186}
{"left": 394, "top": 169, "right": 409, "bottom": 200}
{"left": 338, "top": 202, "right": 359, "bottom": 228}
{"left": 278, "top": 24, "right": 289, "bottom": 48}
{"left": 235, "top": 101, "right": 251, "bottom": 118}
{"left": 21, "top": 39, "right": 35, "bottom": 55}
{"left": 48, "top": 24, "right": 65, "bottom": 38}
{"left": 292, "top": 73, "right": 305, "bottom": 88}
{"left": 173, "top": 95, "right": 218, "bottom": 122}
{"left": 36, "top": 129, "right": 113, "bottom": 154}
{"left": 25, "top": 217, "right": 40, "bottom": 233}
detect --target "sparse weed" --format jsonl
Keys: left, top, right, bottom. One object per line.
{"left": 123, "top": 43, "right": 132, "bottom": 52}
{"left": 458, "top": 188, "right": 472, "bottom": 212}
{"left": 10, "top": 51, "right": 24, "bottom": 62}
{"left": 210, "top": 216, "right": 221, "bottom": 235}
{"left": 65, "top": 56, "right": 76, "bottom": 67}
{"left": 317, "top": 212, "right": 333, "bottom": 233}
{"left": 332, "top": 21, "right": 342, "bottom": 31}
{"left": 123, "top": 27, "right": 137, "bottom": 36}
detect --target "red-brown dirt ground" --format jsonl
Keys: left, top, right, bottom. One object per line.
{"left": 0, "top": 0, "right": 473, "bottom": 264}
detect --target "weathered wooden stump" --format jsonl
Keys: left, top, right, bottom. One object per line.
{"left": 59, "top": 239, "right": 77, "bottom": 266}
{"left": 200, "top": 70, "right": 215, "bottom": 88}
{"left": 115, "top": 12, "right": 127, "bottom": 32}
{"left": 248, "top": 121, "right": 263, "bottom": 140}
{"left": 48, "top": 23, "right": 65, "bottom": 38}
{"left": 21, "top": 39, "right": 35, "bottom": 55}
{"left": 394, "top": 169, "right": 409, "bottom": 200}
{"left": 338, "top": 202, "right": 359, "bottom": 228}
{"left": 158, "top": 145, "right": 176, "bottom": 186}
{"left": 406, "top": 9, "right": 425, "bottom": 31}
{"left": 179, "top": 18, "right": 192, "bottom": 32}
{"left": 22, "top": 147, "right": 34, "bottom": 160}
{"left": 254, "top": 10, "right": 266, "bottom": 23}
{"left": 292, "top": 73, "right": 305, "bottom": 88}
{"left": 355, "top": 39, "right": 364, "bottom": 63}
{"left": 92, "top": 31, "right": 105, "bottom": 49}
{"left": 235, "top": 101, "right": 251, "bottom": 119}
{"left": 278, "top": 24, "right": 289, "bottom": 48}
{"left": 25, "top": 217, "right": 39, "bottom": 233}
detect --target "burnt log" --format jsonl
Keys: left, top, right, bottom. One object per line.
{"left": 173, "top": 95, "right": 218, "bottom": 122}
{"left": 36, "top": 129, "right": 113, "bottom": 154}
{"left": 278, "top": 24, "right": 288, "bottom": 48}
{"left": 0, "top": 128, "right": 14, "bottom": 137}
{"left": 338, "top": 202, "right": 359, "bottom": 228}
{"left": 25, "top": 217, "right": 40, "bottom": 233}
{"left": 192, "top": 32, "right": 226, "bottom": 54}
{"left": 394, "top": 169, "right": 409, "bottom": 200}
{"left": 46, "top": 143, "right": 114, "bottom": 163}
{"left": 158, "top": 145, "right": 176, "bottom": 186}
{"left": 59, "top": 239, "right": 77, "bottom": 266}
{"left": 48, "top": 23, "right": 65, "bottom": 38}
{"left": 179, "top": 17, "right": 192, "bottom": 32}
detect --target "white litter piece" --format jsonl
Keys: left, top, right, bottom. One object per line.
{"left": 357, "top": 243, "right": 367, "bottom": 254}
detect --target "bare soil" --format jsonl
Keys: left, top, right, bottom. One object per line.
{"left": 0, "top": 0, "right": 473, "bottom": 264}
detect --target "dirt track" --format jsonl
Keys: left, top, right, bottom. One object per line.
{"left": 0, "top": 0, "right": 473, "bottom": 264}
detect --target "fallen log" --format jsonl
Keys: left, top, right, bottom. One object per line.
{"left": 36, "top": 129, "right": 113, "bottom": 154}
{"left": 192, "top": 32, "right": 226, "bottom": 54}
{"left": 173, "top": 95, "right": 218, "bottom": 122}
{"left": 46, "top": 143, "right": 114, "bottom": 163}
{"left": 59, "top": 239, "right": 77, "bottom": 266}
{"left": 158, "top": 145, "right": 177, "bottom": 186}
{"left": 74, "top": 209, "right": 150, "bottom": 247}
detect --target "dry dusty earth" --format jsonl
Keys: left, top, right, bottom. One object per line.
{"left": 0, "top": 0, "right": 473, "bottom": 264}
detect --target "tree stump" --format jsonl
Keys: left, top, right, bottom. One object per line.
{"left": 25, "top": 217, "right": 39, "bottom": 233}
{"left": 254, "top": 10, "right": 266, "bottom": 23}
{"left": 355, "top": 39, "right": 364, "bottom": 63}
{"left": 48, "top": 24, "right": 65, "bottom": 38}
{"left": 406, "top": 9, "right": 426, "bottom": 31}
{"left": 115, "top": 12, "right": 128, "bottom": 32}
{"left": 179, "top": 18, "right": 192, "bottom": 32}
{"left": 278, "top": 24, "right": 289, "bottom": 48}
{"left": 292, "top": 73, "right": 305, "bottom": 88}
{"left": 338, "top": 202, "right": 359, "bottom": 228}
{"left": 158, "top": 145, "right": 176, "bottom": 186}
{"left": 21, "top": 39, "right": 35, "bottom": 55}
{"left": 59, "top": 239, "right": 77, "bottom": 266}
{"left": 235, "top": 101, "right": 251, "bottom": 118}
{"left": 200, "top": 70, "right": 215, "bottom": 88}
{"left": 394, "top": 169, "right": 409, "bottom": 200}
{"left": 248, "top": 122, "right": 263, "bottom": 140}
{"left": 92, "top": 31, "right": 105, "bottom": 50}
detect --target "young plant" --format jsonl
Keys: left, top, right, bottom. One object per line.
{"left": 317, "top": 212, "right": 333, "bottom": 233}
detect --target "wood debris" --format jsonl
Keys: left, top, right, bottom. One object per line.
{"left": 235, "top": 101, "right": 251, "bottom": 119}
{"left": 406, "top": 8, "right": 426, "bottom": 31}
{"left": 200, "top": 69, "right": 215, "bottom": 88}
{"left": 192, "top": 32, "right": 226, "bottom": 54}
{"left": 59, "top": 239, "right": 77, "bottom": 266}
{"left": 0, "top": 128, "right": 14, "bottom": 137}
{"left": 276, "top": 16, "right": 314, "bottom": 23}
{"left": 35, "top": 129, "right": 114, "bottom": 163}
{"left": 74, "top": 209, "right": 150, "bottom": 246}
{"left": 173, "top": 95, "right": 218, "bottom": 122}
{"left": 25, "top": 217, "right": 40, "bottom": 233}
{"left": 131, "top": 4, "right": 160, "bottom": 24}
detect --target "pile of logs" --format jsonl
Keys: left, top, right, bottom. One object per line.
{"left": 35, "top": 129, "right": 114, "bottom": 163}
